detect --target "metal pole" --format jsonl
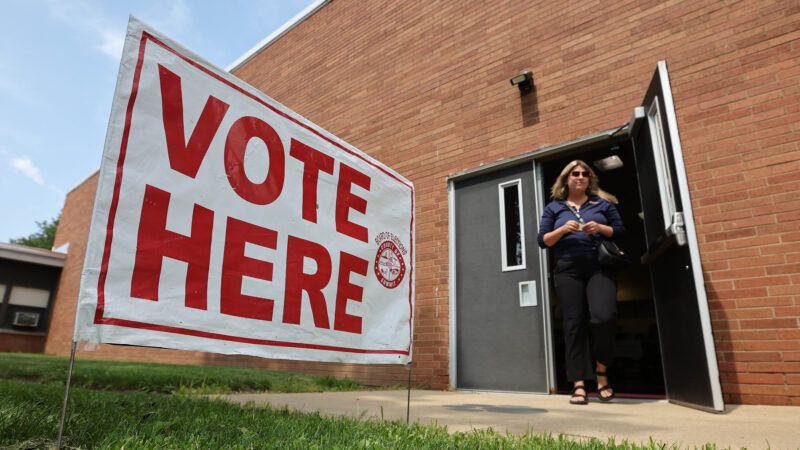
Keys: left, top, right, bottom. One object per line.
{"left": 406, "top": 362, "right": 412, "bottom": 424}
{"left": 57, "top": 340, "right": 78, "bottom": 449}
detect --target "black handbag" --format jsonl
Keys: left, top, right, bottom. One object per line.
{"left": 597, "top": 239, "right": 629, "bottom": 269}
{"left": 566, "top": 203, "right": 629, "bottom": 269}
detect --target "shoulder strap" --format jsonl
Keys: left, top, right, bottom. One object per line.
{"left": 566, "top": 203, "right": 603, "bottom": 243}
{"left": 566, "top": 203, "right": 584, "bottom": 224}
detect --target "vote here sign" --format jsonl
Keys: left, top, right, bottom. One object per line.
{"left": 73, "top": 18, "right": 414, "bottom": 364}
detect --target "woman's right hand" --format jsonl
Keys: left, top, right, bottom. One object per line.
{"left": 543, "top": 220, "right": 581, "bottom": 247}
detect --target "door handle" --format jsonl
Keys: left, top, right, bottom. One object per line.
{"left": 665, "top": 212, "right": 687, "bottom": 246}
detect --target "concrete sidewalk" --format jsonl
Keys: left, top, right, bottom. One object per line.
{"left": 219, "top": 390, "right": 800, "bottom": 449}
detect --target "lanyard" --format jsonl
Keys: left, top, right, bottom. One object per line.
{"left": 565, "top": 203, "right": 601, "bottom": 244}
{"left": 566, "top": 203, "right": 586, "bottom": 225}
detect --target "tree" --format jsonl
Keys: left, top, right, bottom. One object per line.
{"left": 10, "top": 215, "right": 60, "bottom": 250}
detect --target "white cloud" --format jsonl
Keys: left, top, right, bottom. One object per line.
{"left": 98, "top": 29, "right": 125, "bottom": 58}
{"left": 143, "top": 0, "right": 193, "bottom": 41}
{"left": 46, "top": 0, "right": 125, "bottom": 60}
{"left": 8, "top": 155, "right": 64, "bottom": 198}
{"left": 10, "top": 155, "right": 45, "bottom": 185}
{"left": 46, "top": 0, "right": 194, "bottom": 60}
{"left": 166, "top": 0, "right": 190, "bottom": 31}
{"left": 48, "top": 184, "right": 66, "bottom": 199}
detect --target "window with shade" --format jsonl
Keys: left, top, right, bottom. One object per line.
{"left": 0, "top": 284, "right": 52, "bottom": 332}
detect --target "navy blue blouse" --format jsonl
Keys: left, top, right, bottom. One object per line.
{"left": 537, "top": 195, "right": 626, "bottom": 260}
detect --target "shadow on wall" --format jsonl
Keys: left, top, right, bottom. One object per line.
{"left": 521, "top": 84, "right": 540, "bottom": 127}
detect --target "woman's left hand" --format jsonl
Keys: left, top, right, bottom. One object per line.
{"left": 581, "top": 221, "right": 609, "bottom": 236}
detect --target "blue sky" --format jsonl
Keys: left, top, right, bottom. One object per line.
{"left": 0, "top": 0, "right": 315, "bottom": 244}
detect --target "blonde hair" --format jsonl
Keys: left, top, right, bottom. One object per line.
{"left": 550, "top": 160, "right": 618, "bottom": 204}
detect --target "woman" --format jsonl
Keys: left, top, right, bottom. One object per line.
{"left": 537, "top": 160, "right": 625, "bottom": 405}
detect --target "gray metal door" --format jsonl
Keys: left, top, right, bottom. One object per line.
{"left": 453, "top": 162, "right": 548, "bottom": 392}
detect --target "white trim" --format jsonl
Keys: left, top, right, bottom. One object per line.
{"left": 447, "top": 181, "right": 458, "bottom": 389}
{"left": 646, "top": 97, "right": 678, "bottom": 230}
{"left": 656, "top": 60, "right": 724, "bottom": 412}
{"left": 0, "top": 242, "right": 66, "bottom": 268}
{"left": 533, "top": 162, "right": 556, "bottom": 392}
{"left": 498, "top": 179, "right": 526, "bottom": 272}
{"left": 226, "top": 0, "right": 331, "bottom": 72}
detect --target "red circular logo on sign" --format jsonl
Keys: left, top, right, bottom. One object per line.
{"left": 374, "top": 241, "right": 406, "bottom": 289}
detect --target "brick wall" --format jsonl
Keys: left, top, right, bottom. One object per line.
{"left": 0, "top": 332, "right": 46, "bottom": 353}
{"left": 46, "top": 0, "right": 800, "bottom": 404}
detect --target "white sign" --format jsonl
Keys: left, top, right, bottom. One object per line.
{"left": 74, "top": 17, "right": 414, "bottom": 364}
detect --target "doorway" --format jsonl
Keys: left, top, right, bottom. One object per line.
{"left": 538, "top": 140, "right": 666, "bottom": 399}
{"left": 449, "top": 61, "right": 723, "bottom": 411}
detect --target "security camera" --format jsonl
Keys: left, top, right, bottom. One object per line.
{"left": 510, "top": 70, "right": 533, "bottom": 92}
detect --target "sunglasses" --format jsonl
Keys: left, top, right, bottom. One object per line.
{"left": 570, "top": 170, "right": 590, "bottom": 178}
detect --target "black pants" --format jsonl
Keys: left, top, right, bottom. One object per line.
{"left": 553, "top": 256, "right": 617, "bottom": 382}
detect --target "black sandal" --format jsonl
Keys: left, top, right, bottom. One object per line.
{"left": 570, "top": 385, "right": 588, "bottom": 405}
{"left": 596, "top": 371, "right": 615, "bottom": 402}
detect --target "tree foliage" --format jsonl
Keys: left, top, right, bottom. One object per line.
{"left": 10, "top": 215, "right": 60, "bottom": 250}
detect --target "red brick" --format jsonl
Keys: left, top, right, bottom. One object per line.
{"left": 0, "top": 333, "right": 46, "bottom": 353}
{"left": 738, "top": 340, "right": 800, "bottom": 351}
{"left": 739, "top": 318, "right": 798, "bottom": 330}
{"left": 726, "top": 372, "right": 786, "bottom": 385}
{"left": 727, "top": 351, "right": 782, "bottom": 362}
{"left": 734, "top": 276, "right": 792, "bottom": 289}
{"left": 736, "top": 296, "right": 794, "bottom": 308}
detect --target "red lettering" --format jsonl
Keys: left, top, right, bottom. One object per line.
{"left": 224, "top": 116, "right": 285, "bottom": 205}
{"left": 158, "top": 64, "right": 229, "bottom": 178}
{"left": 131, "top": 184, "right": 213, "bottom": 309}
{"left": 333, "top": 252, "right": 368, "bottom": 334}
{"left": 282, "top": 236, "right": 332, "bottom": 328}
{"left": 220, "top": 217, "right": 278, "bottom": 321}
{"left": 335, "top": 164, "right": 371, "bottom": 242}
{"left": 289, "top": 139, "right": 334, "bottom": 223}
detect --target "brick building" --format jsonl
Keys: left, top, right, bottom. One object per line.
{"left": 44, "top": 0, "right": 800, "bottom": 409}
{"left": 0, "top": 243, "right": 65, "bottom": 353}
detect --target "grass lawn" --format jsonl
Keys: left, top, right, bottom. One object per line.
{"left": 0, "top": 352, "right": 713, "bottom": 449}
{"left": 0, "top": 352, "right": 361, "bottom": 394}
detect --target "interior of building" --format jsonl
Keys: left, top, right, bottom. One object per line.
{"left": 538, "top": 139, "right": 666, "bottom": 399}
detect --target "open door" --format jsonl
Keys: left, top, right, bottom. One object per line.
{"left": 630, "top": 61, "right": 724, "bottom": 412}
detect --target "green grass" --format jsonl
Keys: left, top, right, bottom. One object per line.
{"left": 0, "top": 379, "right": 708, "bottom": 450}
{"left": 0, "top": 353, "right": 719, "bottom": 449}
{"left": 0, "top": 352, "right": 361, "bottom": 394}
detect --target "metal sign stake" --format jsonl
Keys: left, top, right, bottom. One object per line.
{"left": 406, "top": 362, "right": 412, "bottom": 424}
{"left": 57, "top": 340, "right": 78, "bottom": 449}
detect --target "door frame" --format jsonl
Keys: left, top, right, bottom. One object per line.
{"left": 447, "top": 127, "right": 629, "bottom": 392}
{"left": 448, "top": 63, "right": 722, "bottom": 409}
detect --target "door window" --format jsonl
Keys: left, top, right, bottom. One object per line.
{"left": 498, "top": 179, "right": 526, "bottom": 271}
{"left": 647, "top": 97, "right": 678, "bottom": 229}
